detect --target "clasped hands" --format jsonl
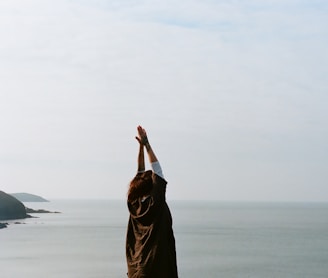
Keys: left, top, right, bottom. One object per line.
{"left": 135, "top": 125, "right": 149, "bottom": 145}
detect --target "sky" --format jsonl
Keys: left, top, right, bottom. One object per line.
{"left": 0, "top": 0, "right": 327, "bottom": 201}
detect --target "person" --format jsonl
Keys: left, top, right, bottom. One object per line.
{"left": 126, "top": 125, "right": 178, "bottom": 278}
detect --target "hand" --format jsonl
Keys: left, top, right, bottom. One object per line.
{"left": 135, "top": 125, "right": 149, "bottom": 145}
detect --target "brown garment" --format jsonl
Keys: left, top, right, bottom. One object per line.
{"left": 126, "top": 173, "right": 178, "bottom": 278}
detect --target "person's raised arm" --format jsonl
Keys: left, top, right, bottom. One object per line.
{"left": 135, "top": 129, "right": 145, "bottom": 173}
{"left": 137, "top": 125, "right": 157, "bottom": 163}
{"left": 137, "top": 125, "right": 164, "bottom": 178}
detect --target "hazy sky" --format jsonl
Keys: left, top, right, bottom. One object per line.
{"left": 0, "top": 0, "right": 327, "bottom": 201}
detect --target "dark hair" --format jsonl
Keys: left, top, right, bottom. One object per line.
{"left": 128, "top": 170, "right": 153, "bottom": 202}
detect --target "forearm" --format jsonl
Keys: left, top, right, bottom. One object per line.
{"left": 145, "top": 142, "right": 158, "bottom": 163}
{"left": 137, "top": 144, "right": 145, "bottom": 173}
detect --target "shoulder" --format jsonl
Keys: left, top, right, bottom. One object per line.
{"left": 150, "top": 173, "right": 167, "bottom": 201}
{"left": 152, "top": 172, "right": 167, "bottom": 186}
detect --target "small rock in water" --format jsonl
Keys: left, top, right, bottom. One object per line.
{"left": 0, "top": 223, "right": 8, "bottom": 229}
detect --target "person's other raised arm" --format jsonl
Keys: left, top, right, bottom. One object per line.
{"left": 137, "top": 142, "right": 145, "bottom": 173}
{"left": 137, "top": 125, "right": 158, "bottom": 163}
{"left": 135, "top": 129, "right": 145, "bottom": 173}
{"left": 144, "top": 139, "right": 158, "bottom": 163}
{"left": 137, "top": 125, "right": 164, "bottom": 178}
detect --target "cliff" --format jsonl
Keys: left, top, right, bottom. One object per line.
{"left": 0, "top": 191, "right": 27, "bottom": 220}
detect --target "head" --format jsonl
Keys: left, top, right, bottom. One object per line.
{"left": 128, "top": 170, "right": 153, "bottom": 202}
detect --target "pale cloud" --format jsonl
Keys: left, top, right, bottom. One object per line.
{"left": 0, "top": 0, "right": 327, "bottom": 201}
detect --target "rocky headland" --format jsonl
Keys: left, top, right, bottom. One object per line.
{"left": 1, "top": 191, "right": 59, "bottom": 229}
{"left": 0, "top": 191, "right": 27, "bottom": 221}
{"left": 25, "top": 207, "right": 60, "bottom": 214}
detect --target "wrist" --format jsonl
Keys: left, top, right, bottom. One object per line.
{"left": 145, "top": 142, "right": 151, "bottom": 151}
{"left": 141, "top": 137, "right": 149, "bottom": 145}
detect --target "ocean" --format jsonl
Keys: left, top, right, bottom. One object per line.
{"left": 1, "top": 200, "right": 327, "bottom": 278}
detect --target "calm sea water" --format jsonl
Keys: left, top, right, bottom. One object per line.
{"left": 0, "top": 200, "right": 328, "bottom": 278}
